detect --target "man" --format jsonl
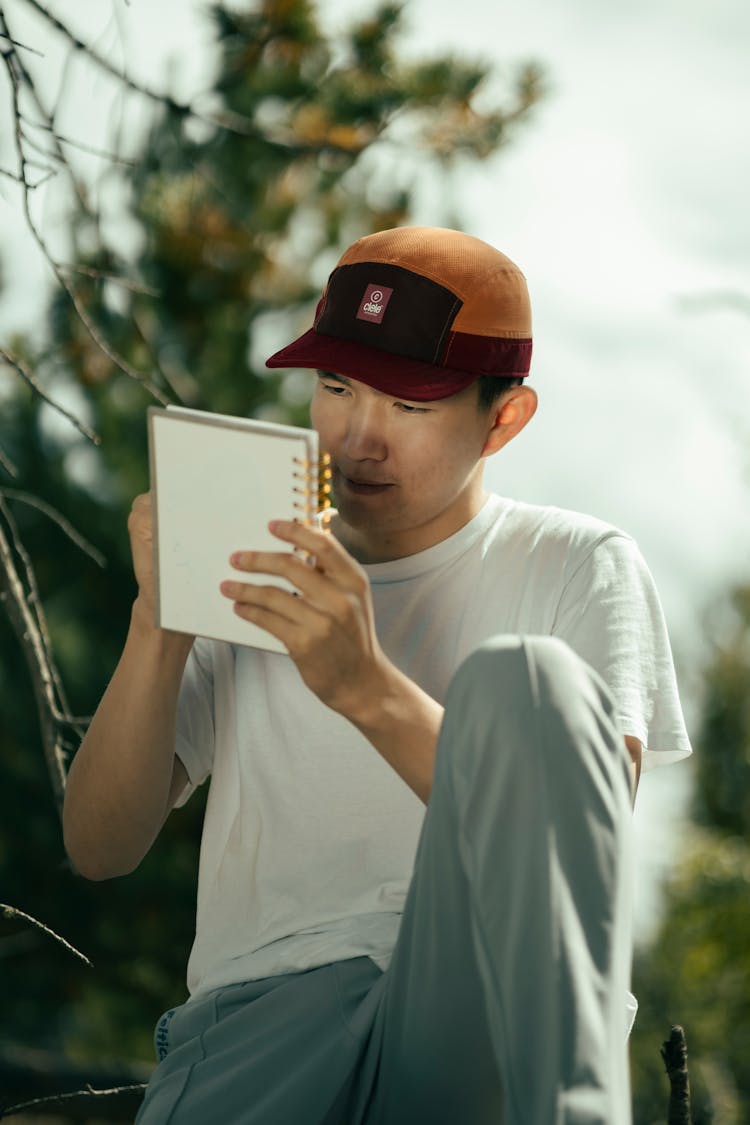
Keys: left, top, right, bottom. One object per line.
{"left": 63, "top": 227, "right": 692, "bottom": 1124}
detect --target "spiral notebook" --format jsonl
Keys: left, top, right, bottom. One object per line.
{"left": 147, "top": 405, "right": 331, "bottom": 652}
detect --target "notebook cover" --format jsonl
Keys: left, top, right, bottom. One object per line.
{"left": 148, "top": 406, "right": 319, "bottom": 652}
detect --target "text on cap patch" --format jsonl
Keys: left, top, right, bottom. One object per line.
{"left": 356, "top": 283, "right": 394, "bottom": 325}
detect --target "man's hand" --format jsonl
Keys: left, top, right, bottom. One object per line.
{"left": 127, "top": 491, "right": 195, "bottom": 645}
{"left": 127, "top": 492, "right": 157, "bottom": 620}
{"left": 221, "top": 519, "right": 443, "bottom": 802}
{"left": 220, "top": 520, "right": 388, "bottom": 723}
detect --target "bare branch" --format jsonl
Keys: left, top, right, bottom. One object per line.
{"left": 0, "top": 160, "right": 54, "bottom": 187}
{"left": 0, "top": 164, "right": 24, "bottom": 183}
{"left": 1, "top": 6, "right": 90, "bottom": 212}
{"left": 0, "top": 29, "right": 44, "bottom": 57}
{"left": 0, "top": 903, "right": 92, "bottom": 967}
{"left": 0, "top": 494, "right": 91, "bottom": 811}
{"left": 0, "top": 507, "right": 67, "bottom": 805}
{"left": 0, "top": 493, "right": 88, "bottom": 729}
{"left": 18, "top": 121, "right": 59, "bottom": 165}
{"left": 0, "top": 488, "right": 107, "bottom": 568}
{"left": 22, "top": 0, "right": 260, "bottom": 136}
{"left": 661, "top": 1024, "right": 692, "bottom": 1125}
{"left": 0, "top": 349, "right": 100, "bottom": 445}
{"left": 0, "top": 446, "right": 19, "bottom": 478}
{"left": 0, "top": 1082, "right": 147, "bottom": 1119}
{"left": 23, "top": 116, "right": 138, "bottom": 165}
{"left": 57, "top": 261, "right": 160, "bottom": 297}
{"left": 0, "top": 15, "right": 171, "bottom": 405}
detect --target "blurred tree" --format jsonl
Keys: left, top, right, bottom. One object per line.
{"left": 630, "top": 584, "right": 750, "bottom": 1125}
{"left": 0, "top": 0, "right": 544, "bottom": 1076}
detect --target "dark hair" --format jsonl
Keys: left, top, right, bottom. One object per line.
{"left": 475, "top": 375, "right": 523, "bottom": 412}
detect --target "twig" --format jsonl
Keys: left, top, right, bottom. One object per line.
{"left": 0, "top": 1082, "right": 147, "bottom": 1118}
{"left": 23, "top": 0, "right": 259, "bottom": 137}
{"left": 1, "top": 5, "right": 91, "bottom": 214}
{"left": 0, "top": 488, "right": 107, "bottom": 568}
{"left": 0, "top": 349, "right": 100, "bottom": 445}
{"left": 0, "top": 160, "right": 54, "bottom": 186}
{"left": 0, "top": 495, "right": 84, "bottom": 811}
{"left": 0, "top": 29, "right": 44, "bottom": 57}
{"left": 0, "top": 22, "right": 171, "bottom": 405}
{"left": 22, "top": 116, "right": 138, "bottom": 164}
{"left": 18, "top": 122, "right": 59, "bottom": 165}
{"left": 661, "top": 1025, "right": 692, "bottom": 1125}
{"left": 0, "top": 445, "right": 19, "bottom": 478}
{"left": 0, "top": 493, "right": 87, "bottom": 729}
{"left": 57, "top": 261, "right": 160, "bottom": 297}
{"left": 0, "top": 903, "right": 92, "bottom": 967}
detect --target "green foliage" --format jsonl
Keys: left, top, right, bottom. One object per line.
{"left": 0, "top": 0, "right": 542, "bottom": 1067}
{"left": 630, "top": 586, "right": 750, "bottom": 1124}
{"left": 692, "top": 587, "right": 750, "bottom": 837}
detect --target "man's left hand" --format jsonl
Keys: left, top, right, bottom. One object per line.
{"left": 220, "top": 520, "right": 386, "bottom": 721}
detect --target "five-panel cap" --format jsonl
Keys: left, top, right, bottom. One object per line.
{"left": 265, "top": 226, "right": 532, "bottom": 401}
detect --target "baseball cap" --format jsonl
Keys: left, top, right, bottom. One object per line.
{"left": 265, "top": 226, "right": 532, "bottom": 401}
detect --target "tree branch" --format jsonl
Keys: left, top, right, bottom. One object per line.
{"left": 0, "top": 1083, "right": 147, "bottom": 1120}
{"left": 0, "top": 445, "right": 19, "bottom": 478}
{"left": 0, "top": 494, "right": 89, "bottom": 813}
{"left": 0, "top": 28, "right": 44, "bottom": 56}
{"left": 0, "top": 904, "right": 92, "bottom": 967}
{"left": 0, "top": 488, "right": 107, "bottom": 569}
{"left": 0, "top": 17, "right": 172, "bottom": 405}
{"left": 0, "top": 349, "right": 100, "bottom": 445}
{"left": 21, "top": 0, "right": 260, "bottom": 137}
{"left": 661, "top": 1025, "right": 692, "bottom": 1125}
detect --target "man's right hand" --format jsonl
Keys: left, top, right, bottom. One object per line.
{"left": 63, "top": 490, "right": 195, "bottom": 880}
{"left": 127, "top": 491, "right": 157, "bottom": 616}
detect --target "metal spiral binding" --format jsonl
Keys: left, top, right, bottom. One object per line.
{"left": 292, "top": 452, "right": 333, "bottom": 530}
{"left": 318, "top": 453, "right": 332, "bottom": 530}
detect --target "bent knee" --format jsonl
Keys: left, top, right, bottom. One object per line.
{"left": 452, "top": 634, "right": 588, "bottom": 702}
{"left": 445, "top": 634, "right": 619, "bottom": 748}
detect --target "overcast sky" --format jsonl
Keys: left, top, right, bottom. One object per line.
{"left": 2, "top": 0, "right": 749, "bottom": 938}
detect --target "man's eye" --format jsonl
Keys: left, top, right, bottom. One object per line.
{"left": 396, "top": 402, "right": 428, "bottom": 414}
{"left": 323, "top": 383, "right": 347, "bottom": 395}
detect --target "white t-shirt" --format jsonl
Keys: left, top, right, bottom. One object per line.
{"left": 174, "top": 493, "right": 692, "bottom": 999}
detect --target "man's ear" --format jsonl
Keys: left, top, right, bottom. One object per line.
{"left": 481, "top": 385, "right": 538, "bottom": 458}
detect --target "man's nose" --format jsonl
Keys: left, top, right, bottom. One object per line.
{"left": 342, "top": 401, "right": 388, "bottom": 461}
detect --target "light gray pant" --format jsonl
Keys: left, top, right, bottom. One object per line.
{"left": 136, "top": 636, "right": 634, "bottom": 1125}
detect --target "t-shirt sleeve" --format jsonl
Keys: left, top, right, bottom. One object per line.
{"left": 173, "top": 637, "right": 216, "bottom": 807}
{"left": 552, "top": 533, "right": 692, "bottom": 771}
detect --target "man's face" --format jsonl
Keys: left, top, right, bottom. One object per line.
{"left": 309, "top": 372, "right": 500, "bottom": 563}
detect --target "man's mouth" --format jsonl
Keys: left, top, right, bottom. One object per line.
{"left": 337, "top": 472, "right": 395, "bottom": 497}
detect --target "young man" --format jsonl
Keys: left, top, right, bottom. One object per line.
{"left": 63, "top": 227, "right": 692, "bottom": 1124}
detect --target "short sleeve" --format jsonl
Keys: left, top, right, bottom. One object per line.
{"left": 173, "top": 637, "right": 216, "bottom": 806}
{"left": 552, "top": 533, "right": 692, "bottom": 771}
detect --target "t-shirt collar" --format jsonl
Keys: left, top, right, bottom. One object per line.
{"left": 359, "top": 494, "right": 503, "bottom": 584}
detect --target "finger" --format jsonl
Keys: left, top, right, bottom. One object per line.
{"left": 230, "top": 549, "right": 369, "bottom": 615}
{"left": 128, "top": 492, "right": 152, "bottom": 526}
{"left": 220, "top": 579, "right": 326, "bottom": 628}
{"left": 221, "top": 570, "right": 358, "bottom": 634}
{"left": 228, "top": 585, "right": 344, "bottom": 658}
{"left": 267, "top": 520, "right": 365, "bottom": 586}
{"left": 228, "top": 550, "right": 336, "bottom": 602}
{"left": 231, "top": 599, "right": 302, "bottom": 651}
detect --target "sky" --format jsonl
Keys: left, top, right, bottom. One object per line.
{"left": 1, "top": 0, "right": 749, "bottom": 940}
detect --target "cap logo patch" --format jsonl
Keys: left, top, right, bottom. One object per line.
{"left": 356, "top": 283, "right": 393, "bottom": 324}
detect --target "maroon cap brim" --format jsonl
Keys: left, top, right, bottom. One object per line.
{"left": 265, "top": 329, "right": 482, "bottom": 402}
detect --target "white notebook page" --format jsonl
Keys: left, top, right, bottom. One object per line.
{"left": 149, "top": 407, "right": 318, "bottom": 652}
